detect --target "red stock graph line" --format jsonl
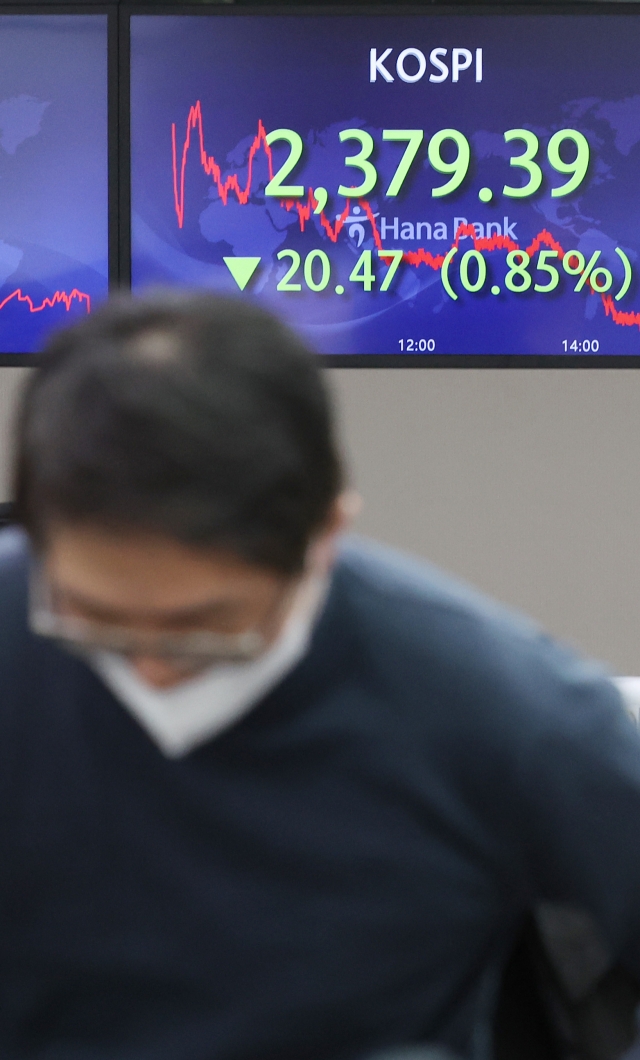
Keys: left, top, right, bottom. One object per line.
{"left": 0, "top": 288, "right": 91, "bottom": 315}
{"left": 172, "top": 103, "right": 273, "bottom": 224}
{"left": 172, "top": 104, "right": 640, "bottom": 331}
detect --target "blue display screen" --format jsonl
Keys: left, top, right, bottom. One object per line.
{"left": 0, "top": 15, "right": 108, "bottom": 355}
{"left": 130, "top": 12, "right": 640, "bottom": 358}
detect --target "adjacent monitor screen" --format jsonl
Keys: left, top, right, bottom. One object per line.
{"left": 130, "top": 9, "right": 640, "bottom": 359}
{"left": 0, "top": 14, "right": 109, "bottom": 355}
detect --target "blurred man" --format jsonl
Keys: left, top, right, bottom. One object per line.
{"left": 2, "top": 292, "right": 640, "bottom": 1060}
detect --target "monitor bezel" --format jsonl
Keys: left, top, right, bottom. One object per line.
{"left": 123, "top": 3, "right": 640, "bottom": 366}
{"left": 0, "top": 4, "right": 117, "bottom": 367}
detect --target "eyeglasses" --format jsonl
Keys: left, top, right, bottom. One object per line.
{"left": 29, "top": 567, "right": 275, "bottom": 670}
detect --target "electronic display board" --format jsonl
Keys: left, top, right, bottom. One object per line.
{"left": 129, "top": 9, "right": 640, "bottom": 361}
{"left": 0, "top": 14, "right": 109, "bottom": 357}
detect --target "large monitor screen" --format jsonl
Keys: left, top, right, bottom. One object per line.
{"left": 0, "top": 13, "right": 109, "bottom": 356}
{"left": 129, "top": 9, "right": 640, "bottom": 361}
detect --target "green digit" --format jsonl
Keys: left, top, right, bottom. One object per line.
{"left": 548, "top": 130, "right": 590, "bottom": 198}
{"left": 338, "top": 129, "right": 377, "bottom": 198}
{"left": 505, "top": 250, "right": 532, "bottom": 292}
{"left": 503, "top": 130, "right": 542, "bottom": 199}
{"left": 428, "top": 129, "right": 470, "bottom": 198}
{"left": 276, "top": 249, "right": 302, "bottom": 291}
{"left": 304, "top": 250, "right": 330, "bottom": 291}
{"left": 265, "top": 130, "right": 304, "bottom": 198}
{"left": 534, "top": 250, "right": 560, "bottom": 293}
{"left": 459, "top": 250, "right": 487, "bottom": 293}
{"left": 349, "top": 250, "right": 375, "bottom": 291}
{"left": 383, "top": 130, "right": 424, "bottom": 197}
{"left": 378, "top": 249, "right": 403, "bottom": 291}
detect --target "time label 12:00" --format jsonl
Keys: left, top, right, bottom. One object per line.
{"left": 264, "top": 126, "right": 590, "bottom": 202}
{"left": 398, "top": 339, "right": 436, "bottom": 352}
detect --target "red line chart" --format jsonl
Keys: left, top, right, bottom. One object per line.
{"left": 602, "top": 295, "right": 640, "bottom": 329}
{"left": 172, "top": 104, "right": 640, "bottom": 332}
{"left": 0, "top": 287, "right": 91, "bottom": 315}
{"left": 172, "top": 103, "right": 272, "bottom": 224}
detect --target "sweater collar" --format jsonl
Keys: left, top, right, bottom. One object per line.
{"left": 90, "top": 572, "right": 330, "bottom": 758}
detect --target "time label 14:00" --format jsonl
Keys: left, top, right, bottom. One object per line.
{"left": 265, "top": 127, "right": 590, "bottom": 202}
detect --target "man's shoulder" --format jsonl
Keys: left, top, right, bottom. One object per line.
{"left": 0, "top": 525, "right": 30, "bottom": 564}
{"left": 0, "top": 526, "right": 30, "bottom": 614}
{"left": 0, "top": 527, "right": 33, "bottom": 668}
{"left": 335, "top": 535, "right": 540, "bottom": 651}
{"left": 331, "top": 537, "right": 620, "bottom": 734}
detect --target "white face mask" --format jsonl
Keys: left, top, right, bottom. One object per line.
{"left": 90, "top": 572, "right": 329, "bottom": 758}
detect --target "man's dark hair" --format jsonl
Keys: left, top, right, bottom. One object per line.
{"left": 14, "top": 291, "right": 343, "bottom": 574}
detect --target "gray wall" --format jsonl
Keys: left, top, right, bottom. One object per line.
{"left": 2, "top": 366, "right": 640, "bottom": 674}
{"left": 329, "top": 369, "right": 640, "bottom": 675}
{"left": 0, "top": 367, "right": 27, "bottom": 504}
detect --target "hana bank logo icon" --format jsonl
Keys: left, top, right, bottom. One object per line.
{"left": 336, "top": 204, "right": 380, "bottom": 247}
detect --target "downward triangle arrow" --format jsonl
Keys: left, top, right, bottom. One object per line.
{"left": 224, "top": 257, "right": 261, "bottom": 291}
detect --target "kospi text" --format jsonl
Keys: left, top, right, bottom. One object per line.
{"left": 370, "top": 47, "right": 483, "bottom": 84}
